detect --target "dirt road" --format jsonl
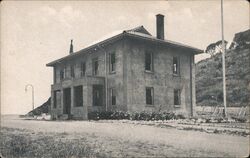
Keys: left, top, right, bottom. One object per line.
{"left": 1, "top": 115, "right": 249, "bottom": 157}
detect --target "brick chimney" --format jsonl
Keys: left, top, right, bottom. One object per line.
{"left": 69, "top": 39, "right": 73, "bottom": 54}
{"left": 156, "top": 14, "right": 164, "bottom": 40}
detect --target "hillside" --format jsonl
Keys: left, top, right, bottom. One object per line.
{"left": 26, "top": 98, "right": 51, "bottom": 116}
{"left": 196, "top": 29, "right": 250, "bottom": 107}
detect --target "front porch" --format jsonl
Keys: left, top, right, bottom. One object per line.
{"left": 50, "top": 76, "right": 106, "bottom": 120}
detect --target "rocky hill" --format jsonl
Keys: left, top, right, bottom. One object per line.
{"left": 196, "top": 29, "right": 250, "bottom": 107}
{"left": 26, "top": 98, "right": 51, "bottom": 116}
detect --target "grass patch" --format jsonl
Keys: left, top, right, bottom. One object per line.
{"left": 0, "top": 127, "right": 105, "bottom": 158}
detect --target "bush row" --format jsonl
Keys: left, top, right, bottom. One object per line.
{"left": 88, "top": 111, "right": 186, "bottom": 121}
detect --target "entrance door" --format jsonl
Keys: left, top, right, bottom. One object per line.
{"left": 63, "top": 88, "right": 71, "bottom": 114}
{"left": 93, "top": 85, "right": 103, "bottom": 106}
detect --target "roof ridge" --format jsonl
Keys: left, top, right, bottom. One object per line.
{"left": 125, "top": 25, "right": 152, "bottom": 36}
{"left": 125, "top": 25, "right": 143, "bottom": 32}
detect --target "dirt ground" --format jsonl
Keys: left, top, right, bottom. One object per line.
{"left": 1, "top": 115, "right": 249, "bottom": 157}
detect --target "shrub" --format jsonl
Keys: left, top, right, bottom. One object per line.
{"left": 154, "top": 113, "right": 163, "bottom": 120}
{"left": 175, "top": 113, "right": 186, "bottom": 120}
{"left": 205, "top": 118, "right": 211, "bottom": 123}
{"left": 88, "top": 111, "right": 131, "bottom": 120}
{"left": 111, "top": 111, "right": 130, "bottom": 120}
{"left": 215, "top": 117, "right": 224, "bottom": 123}
{"left": 231, "top": 116, "right": 247, "bottom": 123}
{"left": 131, "top": 112, "right": 139, "bottom": 120}
{"left": 88, "top": 111, "right": 183, "bottom": 121}
{"left": 88, "top": 111, "right": 100, "bottom": 120}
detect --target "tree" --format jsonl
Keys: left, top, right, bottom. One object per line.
{"left": 205, "top": 40, "right": 228, "bottom": 56}
{"left": 205, "top": 43, "right": 216, "bottom": 56}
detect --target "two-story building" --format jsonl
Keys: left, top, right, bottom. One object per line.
{"left": 46, "top": 14, "right": 203, "bottom": 119}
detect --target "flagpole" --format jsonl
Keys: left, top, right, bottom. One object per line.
{"left": 221, "top": 0, "right": 227, "bottom": 117}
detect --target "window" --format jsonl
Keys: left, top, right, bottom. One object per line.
{"left": 64, "top": 67, "right": 66, "bottom": 78}
{"left": 93, "top": 58, "right": 99, "bottom": 76}
{"left": 60, "top": 67, "right": 66, "bottom": 81}
{"left": 110, "top": 88, "right": 116, "bottom": 105}
{"left": 173, "top": 57, "right": 180, "bottom": 75}
{"left": 60, "top": 70, "right": 64, "bottom": 80}
{"left": 70, "top": 65, "right": 75, "bottom": 78}
{"left": 81, "top": 62, "right": 86, "bottom": 77}
{"left": 146, "top": 87, "right": 154, "bottom": 105}
{"left": 93, "top": 85, "right": 103, "bottom": 106}
{"left": 53, "top": 67, "right": 56, "bottom": 83}
{"left": 74, "top": 86, "right": 83, "bottom": 107}
{"left": 145, "top": 51, "right": 153, "bottom": 71}
{"left": 109, "top": 52, "right": 116, "bottom": 73}
{"left": 174, "top": 89, "right": 181, "bottom": 106}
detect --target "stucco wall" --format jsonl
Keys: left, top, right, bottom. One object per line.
{"left": 125, "top": 38, "right": 194, "bottom": 115}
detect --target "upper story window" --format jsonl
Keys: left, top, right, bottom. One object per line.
{"left": 146, "top": 87, "right": 154, "bottom": 105}
{"left": 109, "top": 52, "right": 116, "bottom": 73}
{"left": 145, "top": 51, "right": 153, "bottom": 72}
{"left": 60, "top": 70, "right": 64, "bottom": 80}
{"left": 60, "top": 67, "right": 66, "bottom": 80}
{"left": 64, "top": 66, "right": 67, "bottom": 79}
{"left": 173, "top": 56, "right": 180, "bottom": 75}
{"left": 92, "top": 58, "right": 99, "bottom": 76}
{"left": 53, "top": 67, "right": 56, "bottom": 83}
{"left": 174, "top": 89, "right": 181, "bottom": 106}
{"left": 81, "top": 62, "right": 86, "bottom": 77}
{"left": 70, "top": 65, "right": 75, "bottom": 78}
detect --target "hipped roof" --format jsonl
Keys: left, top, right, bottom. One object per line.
{"left": 47, "top": 26, "right": 203, "bottom": 66}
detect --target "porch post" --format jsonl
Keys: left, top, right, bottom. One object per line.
{"left": 82, "top": 85, "right": 88, "bottom": 120}
{"left": 61, "top": 88, "right": 64, "bottom": 115}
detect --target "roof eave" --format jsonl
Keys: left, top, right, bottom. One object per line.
{"left": 125, "top": 32, "right": 203, "bottom": 54}
{"left": 46, "top": 32, "right": 203, "bottom": 67}
{"left": 46, "top": 33, "right": 125, "bottom": 67}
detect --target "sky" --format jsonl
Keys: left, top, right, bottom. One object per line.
{"left": 1, "top": 0, "right": 249, "bottom": 114}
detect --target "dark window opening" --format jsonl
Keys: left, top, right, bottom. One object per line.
{"left": 60, "top": 70, "right": 64, "bottom": 80}
{"left": 63, "top": 88, "right": 71, "bottom": 114}
{"left": 70, "top": 65, "right": 75, "bottom": 78}
{"left": 53, "top": 91, "right": 57, "bottom": 108}
{"left": 93, "top": 85, "right": 103, "bottom": 106}
{"left": 93, "top": 58, "right": 99, "bottom": 76}
{"left": 74, "top": 86, "right": 83, "bottom": 107}
{"left": 110, "top": 53, "right": 116, "bottom": 73}
{"left": 60, "top": 67, "right": 66, "bottom": 80}
{"left": 174, "top": 89, "right": 181, "bottom": 106}
{"left": 81, "top": 62, "right": 86, "bottom": 77}
{"left": 173, "top": 57, "right": 180, "bottom": 75}
{"left": 110, "top": 88, "right": 116, "bottom": 105}
{"left": 53, "top": 67, "right": 56, "bottom": 83}
{"left": 145, "top": 51, "right": 153, "bottom": 71}
{"left": 146, "top": 87, "right": 153, "bottom": 105}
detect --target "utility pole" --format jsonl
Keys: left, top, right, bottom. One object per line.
{"left": 25, "top": 84, "right": 34, "bottom": 111}
{"left": 221, "top": 0, "right": 227, "bottom": 117}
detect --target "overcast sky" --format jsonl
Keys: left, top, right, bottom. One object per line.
{"left": 1, "top": 0, "right": 249, "bottom": 114}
